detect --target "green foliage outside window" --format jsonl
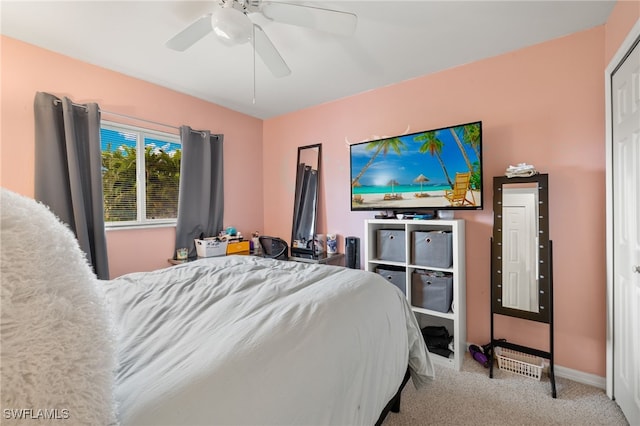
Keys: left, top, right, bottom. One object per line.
{"left": 144, "top": 145, "right": 181, "bottom": 219}
{"left": 102, "top": 144, "right": 181, "bottom": 222}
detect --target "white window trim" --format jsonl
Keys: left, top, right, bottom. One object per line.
{"left": 101, "top": 120, "right": 181, "bottom": 229}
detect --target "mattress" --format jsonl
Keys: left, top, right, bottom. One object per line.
{"left": 103, "top": 255, "right": 434, "bottom": 425}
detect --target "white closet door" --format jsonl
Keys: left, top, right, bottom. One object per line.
{"left": 612, "top": 35, "right": 640, "bottom": 425}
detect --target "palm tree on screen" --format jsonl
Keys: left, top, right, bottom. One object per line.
{"left": 459, "top": 124, "right": 482, "bottom": 190}
{"left": 463, "top": 124, "right": 481, "bottom": 160}
{"left": 450, "top": 126, "right": 473, "bottom": 172}
{"left": 351, "top": 137, "right": 406, "bottom": 186}
{"left": 414, "top": 131, "right": 453, "bottom": 188}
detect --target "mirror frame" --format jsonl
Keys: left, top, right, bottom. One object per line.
{"left": 491, "top": 173, "right": 551, "bottom": 323}
{"left": 290, "top": 143, "right": 322, "bottom": 259}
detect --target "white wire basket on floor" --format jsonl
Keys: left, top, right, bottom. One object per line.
{"left": 495, "top": 347, "right": 544, "bottom": 380}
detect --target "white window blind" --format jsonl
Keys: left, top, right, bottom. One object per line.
{"left": 100, "top": 121, "right": 181, "bottom": 227}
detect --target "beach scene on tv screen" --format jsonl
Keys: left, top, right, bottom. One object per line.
{"left": 350, "top": 122, "right": 481, "bottom": 210}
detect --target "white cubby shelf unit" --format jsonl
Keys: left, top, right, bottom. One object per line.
{"left": 364, "top": 219, "right": 466, "bottom": 371}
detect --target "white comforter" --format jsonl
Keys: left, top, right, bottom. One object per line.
{"left": 103, "top": 255, "right": 434, "bottom": 425}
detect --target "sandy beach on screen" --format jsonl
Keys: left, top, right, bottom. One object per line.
{"left": 353, "top": 190, "right": 480, "bottom": 209}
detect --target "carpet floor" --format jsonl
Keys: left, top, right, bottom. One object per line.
{"left": 383, "top": 353, "right": 629, "bottom": 426}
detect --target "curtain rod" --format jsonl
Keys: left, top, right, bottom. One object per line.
{"left": 101, "top": 109, "right": 180, "bottom": 131}
{"left": 51, "top": 98, "right": 210, "bottom": 137}
{"left": 52, "top": 98, "right": 179, "bottom": 130}
{"left": 103, "top": 110, "right": 210, "bottom": 138}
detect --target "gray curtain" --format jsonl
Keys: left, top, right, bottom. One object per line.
{"left": 175, "top": 126, "right": 224, "bottom": 258}
{"left": 33, "top": 92, "right": 109, "bottom": 279}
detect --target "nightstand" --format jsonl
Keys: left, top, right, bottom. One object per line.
{"left": 289, "top": 252, "right": 345, "bottom": 266}
{"left": 167, "top": 258, "right": 197, "bottom": 266}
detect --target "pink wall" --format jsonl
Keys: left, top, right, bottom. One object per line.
{"left": 605, "top": 1, "right": 640, "bottom": 63}
{"left": 263, "top": 12, "right": 635, "bottom": 376}
{"left": 0, "top": 36, "right": 264, "bottom": 278}
{"left": 1, "top": 3, "right": 638, "bottom": 377}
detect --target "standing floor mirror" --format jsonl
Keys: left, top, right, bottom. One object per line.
{"left": 290, "top": 144, "right": 321, "bottom": 259}
{"left": 490, "top": 173, "right": 556, "bottom": 397}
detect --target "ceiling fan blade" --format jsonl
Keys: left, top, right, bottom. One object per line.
{"left": 166, "top": 14, "right": 213, "bottom": 51}
{"left": 253, "top": 24, "right": 291, "bottom": 78}
{"left": 261, "top": 2, "right": 357, "bottom": 36}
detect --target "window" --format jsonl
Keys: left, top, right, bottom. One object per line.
{"left": 100, "top": 121, "right": 181, "bottom": 227}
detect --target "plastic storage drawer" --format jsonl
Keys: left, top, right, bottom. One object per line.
{"left": 377, "top": 268, "right": 406, "bottom": 295}
{"left": 411, "top": 272, "right": 453, "bottom": 313}
{"left": 376, "top": 229, "right": 405, "bottom": 262}
{"left": 412, "top": 231, "right": 453, "bottom": 268}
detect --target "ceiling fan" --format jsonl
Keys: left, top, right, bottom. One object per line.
{"left": 165, "top": 0, "right": 358, "bottom": 78}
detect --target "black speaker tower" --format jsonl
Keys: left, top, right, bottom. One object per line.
{"left": 345, "top": 236, "right": 360, "bottom": 269}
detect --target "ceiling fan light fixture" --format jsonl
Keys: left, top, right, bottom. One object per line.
{"left": 211, "top": 5, "right": 252, "bottom": 45}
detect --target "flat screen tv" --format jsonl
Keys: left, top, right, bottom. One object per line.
{"left": 350, "top": 121, "right": 483, "bottom": 212}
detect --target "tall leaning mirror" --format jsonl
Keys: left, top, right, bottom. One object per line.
{"left": 491, "top": 173, "right": 552, "bottom": 323}
{"left": 291, "top": 143, "right": 321, "bottom": 259}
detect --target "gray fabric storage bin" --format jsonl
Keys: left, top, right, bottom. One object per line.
{"left": 376, "top": 229, "right": 405, "bottom": 262}
{"left": 412, "top": 231, "right": 453, "bottom": 268}
{"left": 411, "top": 272, "right": 453, "bottom": 313}
{"left": 376, "top": 268, "right": 406, "bottom": 295}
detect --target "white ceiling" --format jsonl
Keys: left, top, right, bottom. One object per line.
{"left": 1, "top": 1, "right": 615, "bottom": 119}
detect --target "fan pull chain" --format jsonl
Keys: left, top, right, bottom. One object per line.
{"left": 252, "top": 24, "right": 256, "bottom": 104}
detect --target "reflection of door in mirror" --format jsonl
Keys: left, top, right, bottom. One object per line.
{"left": 502, "top": 184, "right": 539, "bottom": 313}
{"left": 291, "top": 144, "right": 321, "bottom": 257}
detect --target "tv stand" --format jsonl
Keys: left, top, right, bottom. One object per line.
{"left": 364, "top": 218, "right": 466, "bottom": 370}
{"left": 389, "top": 210, "right": 436, "bottom": 220}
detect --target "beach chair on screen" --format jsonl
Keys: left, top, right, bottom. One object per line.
{"left": 444, "top": 172, "right": 476, "bottom": 206}
{"left": 383, "top": 193, "right": 403, "bottom": 200}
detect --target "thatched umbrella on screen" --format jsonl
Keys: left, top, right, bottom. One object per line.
{"left": 384, "top": 179, "right": 402, "bottom": 200}
{"left": 414, "top": 174, "right": 430, "bottom": 197}
{"left": 387, "top": 179, "right": 400, "bottom": 193}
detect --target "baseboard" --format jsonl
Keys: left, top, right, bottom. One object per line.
{"left": 465, "top": 342, "right": 606, "bottom": 390}
{"left": 554, "top": 364, "right": 606, "bottom": 390}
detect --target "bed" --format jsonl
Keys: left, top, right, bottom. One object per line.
{"left": 1, "top": 189, "right": 434, "bottom": 425}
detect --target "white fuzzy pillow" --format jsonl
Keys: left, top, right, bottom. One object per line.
{"left": 1, "top": 189, "right": 117, "bottom": 425}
